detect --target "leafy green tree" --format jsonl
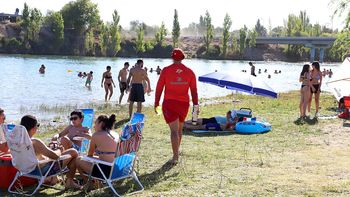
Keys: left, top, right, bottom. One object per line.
{"left": 310, "top": 23, "right": 321, "bottom": 36}
{"left": 248, "top": 30, "right": 257, "bottom": 48}
{"left": 43, "top": 11, "right": 64, "bottom": 52}
{"left": 222, "top": 13, "right": 232, "bottom": 57}
{"left": 136, "top": 25, "right": 145, "bottom": 53}
{"left": 60, "top": 0, "right": 100, "bottom": 33}
{"left": 84, "top": 30, "right": 95, "bottom": 55}
{"left": 172, "top": 9, "right": 180, "bottom": 47}
{"left": 239, "top": 26, "right": 247, "bottom": 55}
{"left": 60, "top": 0, "right": 100, "bottom": 54}
{"left": 21, "top": 3, "right": 30, "bottom": 46}
{"left": 203, "top": 10, "right": 213, "bottom": 55}
{"left": 330, "top": 30, "right": 350, "bottom": 60}
{"left": 110, "top": 10, "right": 121, "bottom": 55}
{"left": 155, "top": 22, "right": 167, "bottom": 46}
{"left": 299, "top": 10, "right": 310, "bottom": 32}
{"left": 100, "top": 24, "right": 109, "bottom": 55}
{"left": 28, "top": 8, "right": 42, "bottom": 42}
{"left": 231, "top": 35, "right": 239, "bottom": 53}
{"left": 254, "top": 19, "right": 267, "bottom": 37}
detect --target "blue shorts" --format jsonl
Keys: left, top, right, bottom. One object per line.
{"left": 72, "top": 143, "right": 81, "bottom": 151}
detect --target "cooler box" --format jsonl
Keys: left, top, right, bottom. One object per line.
{"left": 344, "top": 96, "right": 350, "bottom": 108}
{"left": 0, "top": 155, "right": 36, "bottom": 189}
{"left": 233, "top": 108, "right": 252, "bottom": 118}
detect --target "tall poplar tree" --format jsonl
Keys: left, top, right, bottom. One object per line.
{"left": 203, "top": 10, "right": 213, "bottom": 55}
{"left": 172, "top": 9, "right": 180, "bottom": 47}
{"left": 222, "top": 13, "right": 232, "bottom": 57}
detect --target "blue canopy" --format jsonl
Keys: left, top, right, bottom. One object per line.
{"left": 198, "top": 72, "right": 277, "bottom": 98}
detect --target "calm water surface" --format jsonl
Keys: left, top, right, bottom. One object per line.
{"left": 0, "top": 54, "right": 340, "bottom": 121}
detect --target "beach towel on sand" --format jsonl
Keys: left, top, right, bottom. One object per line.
{"left": 4, "top": 125, "right": 38, "bottom": 174}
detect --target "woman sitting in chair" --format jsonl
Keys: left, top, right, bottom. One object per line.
{"left": 21, "top": 115, "right": 81, "bottom": 189}
{"left": 76, "top": 114, "right": 118, "bottom": 183}
{"left": 184, "top": 111, "right": 241, "bottom": 131}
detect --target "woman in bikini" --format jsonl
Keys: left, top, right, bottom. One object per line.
{"left": 308, "top": 61, "right": 322, "bottom": 117}
{"left": 101, "top": 66, "right": 116, "bottom": 101}
{"left": 299, "top": 64, "right": 312, "bottom": 118}
{"left": 76, "top": 114, "right": 118, "bottom": 184}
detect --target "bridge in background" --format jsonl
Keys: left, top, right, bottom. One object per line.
{"left": 256, "top": 37, "right": 336, "bottom": 62}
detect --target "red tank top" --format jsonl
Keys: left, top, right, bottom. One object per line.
{"left": 154, "top": 63, "right": 198, "bottom": 106}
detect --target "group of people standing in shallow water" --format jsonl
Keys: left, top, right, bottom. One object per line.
{"left": 101, "top": 60, "right": 152, "bottom": 119}
{"left": 0, "top": 49, "right": 198, "bottom": 191}
{"left": 299, "top": 61, "right": 323, "bottom": 119}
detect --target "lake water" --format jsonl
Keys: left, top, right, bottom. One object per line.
{"left": 0, "top": 54, "right": 341, "bottom": 122}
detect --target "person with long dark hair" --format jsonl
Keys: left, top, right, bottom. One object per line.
{"left": 308, "top": 61, "right": 323, "bottom": 117}
{"left": 299, "top": 64, "right": 311, "bottom": 118}
{"left": 76, "top": 114, "right": 118, "bottom": 184}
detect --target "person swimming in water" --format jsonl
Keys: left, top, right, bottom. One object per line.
{"left": 39, "top": 64, "right": 46, "bottom": 74}
{"left": 101, "top": 66, "right": 116, "bottom": 101}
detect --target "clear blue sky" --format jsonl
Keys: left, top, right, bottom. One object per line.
{"left": 1, "top": 0, "right": 347, "bottom": 31}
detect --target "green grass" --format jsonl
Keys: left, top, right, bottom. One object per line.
{"left": 2, "top": 91, "right": 350, "bottom": 196}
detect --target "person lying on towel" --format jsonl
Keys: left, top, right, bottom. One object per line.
{"left": 184, "top": 111, "right": 243, "bottom": 131}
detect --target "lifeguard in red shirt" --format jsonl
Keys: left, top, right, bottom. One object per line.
{"left": 154, "top": 48, "right": 199, "bottom": 165}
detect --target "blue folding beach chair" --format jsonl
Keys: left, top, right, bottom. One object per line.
{"left": 81, "top": 112, "right": 145, "bottom": 196}
{"left": 78, "top": 109, "right": 94, "bottom": 155}
{"left": 5, "top": 124, "right": 70, "bottom": 196}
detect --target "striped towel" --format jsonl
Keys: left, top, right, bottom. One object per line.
{"left": 116, "top": 123, "right": 143, "bottom": 157}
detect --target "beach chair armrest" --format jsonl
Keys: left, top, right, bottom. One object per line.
{"left": 37, "top": 155, "right": 71, "bottom": 164}
{"left": 81, "top": 156, "right": 113, "bottom": 166}
{"left": 59, "top": 154, "right": 71, "bottom": 160}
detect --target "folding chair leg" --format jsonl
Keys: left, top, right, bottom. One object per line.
{"left": 8, "top": 172, "right": 45, "bottom": 197}
{"left": 8, "top": 171, "right": 21, "bottom": 195}
{"left": 130, "top": 171, "right": 144, "bottom": 194}
{"left": 106, "top": 180, "right": 121, "bottom": 197}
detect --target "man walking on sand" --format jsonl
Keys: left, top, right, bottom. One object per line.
{"left": 127, "top": 59, "right": 151, "bottom": 118}
{"left": 118, "top": 62, "right": 129, "bottom": 104}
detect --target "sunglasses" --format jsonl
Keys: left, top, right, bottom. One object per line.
{"left": 37, "top": 123, "right": 40, "bottom": 127}
{"left": 70, "top": 116, "right": 79, "bottom": 121}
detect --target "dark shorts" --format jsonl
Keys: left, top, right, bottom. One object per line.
{"left": 120, "top": 82, "right": 127, "bottom": 93}
{"left": 162, "top": 99, "right": 189, "bottom": 123}
{"left": 310, "top": 84, "right": 320, "bottom": 93}
{"left": 130, "top": 83, "right": 145, "bottom": 102}
{"left": 91, "top": 164, "right": 111, "bottom": 179}
{"left": 202, "top": 117, "right": 218, "bottom": 125}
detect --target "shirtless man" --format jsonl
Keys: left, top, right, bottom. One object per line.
{"left": 21, "top": 115, "right": 81, "bottom": 189}
{"left": 101, "top": 66, "right": 116, "bottom": 101}
{"left": 118, "top": 62, "right": 129, "bottom": 104}
{"left": 127, "top": 60, "right": 151, "bottom": 118}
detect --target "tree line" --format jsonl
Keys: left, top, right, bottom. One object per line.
{"left": 0, "top": 0, "right": 349, "bottom": 61}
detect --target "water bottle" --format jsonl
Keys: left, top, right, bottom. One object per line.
{"left": 192, "top": 105, "right": 199, "bottom": 125}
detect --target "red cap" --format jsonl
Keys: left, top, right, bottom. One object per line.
{"left": 171, "top": 48, "right": 185, "bottom": 61}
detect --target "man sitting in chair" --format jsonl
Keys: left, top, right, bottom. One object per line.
{"left": 21, "top": 115, "right": 81, "bottom": 189}
{"left": 184, "top": 111, "right": 242, "bottom": 131}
